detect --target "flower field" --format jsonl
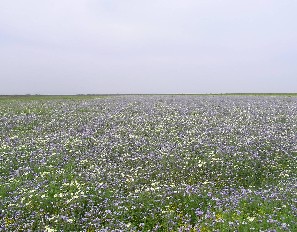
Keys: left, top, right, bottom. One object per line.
{"left": 1, "top": 95, "right": 297, "bottom": 231}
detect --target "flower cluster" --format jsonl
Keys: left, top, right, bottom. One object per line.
{"left": 0, "top": 95, "right": 297, "bottom": 231}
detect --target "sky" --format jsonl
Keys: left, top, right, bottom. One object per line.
{"left": 0, "top": 0, "right": 296, "bottom": 94}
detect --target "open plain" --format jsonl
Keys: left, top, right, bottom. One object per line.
{"left": 1, "top": 95, "right": 297, "bottom": 231}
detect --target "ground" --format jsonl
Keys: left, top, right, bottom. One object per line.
{"left": 0, "top": 95, "right": 297, "bottom": 231}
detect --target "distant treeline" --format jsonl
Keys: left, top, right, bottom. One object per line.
{"left": 0, "top": 93, "right": 296, "bottom": 99}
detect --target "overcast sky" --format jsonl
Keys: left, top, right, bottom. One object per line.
{"left": 0, "top": 0, "right": 296, "bottom": 94}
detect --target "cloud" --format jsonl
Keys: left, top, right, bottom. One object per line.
{"left": 0, "top": 0, "right": 296, "bottom": 94}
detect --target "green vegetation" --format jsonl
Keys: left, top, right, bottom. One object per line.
{"left": 0, "top": 95, "right": 296, "bottom": 231}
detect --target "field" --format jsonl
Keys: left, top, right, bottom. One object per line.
{"left": 0, "top": 95, "right": 297, "bottom": 231}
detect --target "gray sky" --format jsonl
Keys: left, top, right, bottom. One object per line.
{"left": 0, "top": 0, "right": 296, "bottom": 94}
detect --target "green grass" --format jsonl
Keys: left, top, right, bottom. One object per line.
{"left": 0, "top": 95, "right": 296, "bottom": 231}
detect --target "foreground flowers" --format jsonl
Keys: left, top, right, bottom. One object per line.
{"left": 0, "top": 95, "right": 297, "bottom": 231}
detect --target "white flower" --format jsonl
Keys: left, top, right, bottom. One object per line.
{"left": 45, "top": 225, "right": 56, "bottom": 232}
{"left": 247, "top": 216, "right": 255, "bottom": 222}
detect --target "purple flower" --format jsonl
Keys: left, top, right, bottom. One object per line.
{"left": 195, "top": 208, "right": 204, "bottom": 217}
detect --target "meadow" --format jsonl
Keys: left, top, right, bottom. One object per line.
{"left": 0, "top": 95, "right": 297, "bottom": 231}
